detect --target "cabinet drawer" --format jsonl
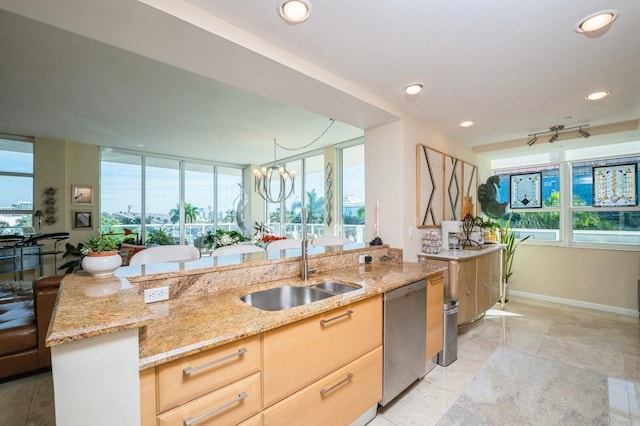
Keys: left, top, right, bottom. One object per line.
{"left": 263, "top": 295, "right": 382, "bottom": 407}
{"left": 158, "top": 335, "right": 261, "bottom": 413}
{"left": 238, "top": 413, "right": 263, "bottom": 426}
{"left": 263, "top": 347, "right": 382, "bottom": 426}
{"left": 157, "top": 372, "right": 261, "bottom": 426}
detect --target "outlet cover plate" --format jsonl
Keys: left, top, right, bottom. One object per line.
{"left": 144, "top": 286, "right": 169, "bottom": 303}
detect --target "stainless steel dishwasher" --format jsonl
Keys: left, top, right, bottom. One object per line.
{"left": 380, "top": 279, "right": 427, "bottom": 406}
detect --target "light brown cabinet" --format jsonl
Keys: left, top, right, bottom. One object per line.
{"left": 263, "top": 347, "right": 382, "bottom": 426}
{"left": 140, "top": 334, "right": 262, "bottom": 425}
{"left": 263, "top": 296, "right": 382, "bottom": 408}
{"left": 141, "top": 295, "right": 383, "bottom": 425}
{"left": 419, "top": 248, "right": 505, "bottom": 326}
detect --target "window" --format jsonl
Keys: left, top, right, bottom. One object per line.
{"left": 339, "top": 143, "right": 365, "bottom": 243}
{"left": 0, "top": 137, "right": 34, "bottom": 235}
{"left": 570, "top": 156, "right": 640, "bottom": 245}
{"left": 491, "top": 144, "right": 640, "bottom": 248}
{"left": 493, "top": 165, "right": 560, "bottom": 241}
{"left": 100, "top": 149, "right": 244, "bottom": 247}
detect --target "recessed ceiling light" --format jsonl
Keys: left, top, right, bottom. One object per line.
{"left": 278, "top": 0, "right": 312, "bottom": 24}
{"left": 585, "top": 91, "right": 610, "bottom": 101}
{"left": 575, "top": 9, "right": 618, "bottom": 33}
{"left": 458, "top": 121, "right": 474, "bottom": 128}
{"left": 404, "top": 83, "right": 423, "bottom": 95}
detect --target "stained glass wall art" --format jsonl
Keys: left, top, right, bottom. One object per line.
{"left": 510, "top": 172, "right": 542, "bottom": 209}
{"left": 592, "top": 163, "right": 637, "bottom": 207}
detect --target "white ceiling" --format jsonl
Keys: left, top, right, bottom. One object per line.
{"left": 0, "top": 0, "right": 639, "bottom": 164}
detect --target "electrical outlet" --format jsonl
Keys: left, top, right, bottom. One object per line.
{"left": 144, "top": 286, "right": 169, "bottom": 303}
{"left": 359, "top": 255, "right": 367, "bottom": 264}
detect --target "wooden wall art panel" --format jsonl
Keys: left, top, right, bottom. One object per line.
{"left": 444, "top": 155, "right": 462, "bottom": 221}
{"left": 416, "top": 145, "right": 444, "bottom": 227}
{"left": 417, "top": 144, "right": 478, "bottom": 228}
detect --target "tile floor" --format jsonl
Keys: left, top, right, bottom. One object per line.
{"left": 1, "top": 296, "right": 638, "bottom": 425}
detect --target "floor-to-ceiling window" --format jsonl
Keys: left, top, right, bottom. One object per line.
{"left": 0, "top": 136, "right": 34, "bottom": 235}
{"left": 339, "top": 142, "right": 365, "bottom": 242}
{"left": 263, "top": 141, "right": 366, "bottom": 242}
{"left": 100, "top": 149, "right": 244, "bottom": 248}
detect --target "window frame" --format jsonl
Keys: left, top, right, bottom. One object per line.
{"left": 491, "top": 147, "right": 640, "bottom": 251}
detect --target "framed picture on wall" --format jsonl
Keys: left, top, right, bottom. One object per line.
{"left": 73, "top": 211, "right": 92, "bottom": 229}
{"left": 72, "top": 185, "right": 93, "bottom": 205}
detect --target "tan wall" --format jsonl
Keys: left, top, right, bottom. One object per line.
{"left": 511, "top": 244, "right": 640, "bottom": 312}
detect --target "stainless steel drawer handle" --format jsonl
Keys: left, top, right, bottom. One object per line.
{"left": 320, "top": 310, "right": 354, "bottom": 325}
{"left": 320, "top": 373, "right": 354, "bottom": 396}
{"left": 183, "top": 348, "right": 247, "bottom": 375}
{"left": 183, "top": 392, "right": 248, "bottom": 425}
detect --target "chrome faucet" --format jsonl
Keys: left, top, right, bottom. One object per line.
{"left": 301, "top": 206, "right": 315, "bottom": 281}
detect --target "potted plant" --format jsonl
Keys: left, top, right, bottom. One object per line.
{"left": 80, "top": 235, "right": 122, "bottom": 277}
{"left": 474, "top": 216, "right": 500, "bottom": 243}
{"left": 203, "top": 229, "right": 249, "bottom": 249}
{"left": 146, "top": 228, "right": 172, "bottom": 246}
{"left": 499, "top": 213, "right": 531, "bottom": 300}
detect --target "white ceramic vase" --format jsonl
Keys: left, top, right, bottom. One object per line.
{"left": 81, "top": 251, "right": 122, "bottom": 277}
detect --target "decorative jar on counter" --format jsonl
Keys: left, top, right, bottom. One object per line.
{"left": 422, "top": 231, "right": 441, "bottom": 254}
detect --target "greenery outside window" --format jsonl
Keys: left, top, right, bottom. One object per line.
{"left": 100, "top": 149, "right": 244, "bottom": 247}
{"left": 493, "top": 165, "right": 560, "bottom": 241}
{"left": 570, "top": 156, "right": 640, "bottom": 245}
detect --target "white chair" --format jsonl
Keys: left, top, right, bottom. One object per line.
{"left": 210, "top": 244, "right": 265, "bottom": 256}
{"left": 311, "top": 235, "right": 352, "bottom": 247}
{"left": 129, "top": 245, "right": 200, "bottom": 266}
{"left": 265, "top": 239, "right": 302, "bottom": 251}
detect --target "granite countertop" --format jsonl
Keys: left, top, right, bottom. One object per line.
{"left": 417, "top": 244, "right": 504, "bottom": 261}
{"left": 47, "top": 261, "right": 445, "bottom": 370}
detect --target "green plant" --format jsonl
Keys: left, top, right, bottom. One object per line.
{"left": 83, "top": 235, "right": 119, "bottom": 254}
{"left": 474, "top": 216, "right": 500, "bottom": 230}
{"left": 203, "top": 229, "right": 249, "bottom": 249}
{"left": 146, "top": 228, "right": 172, "bottom": 246}
{"left": 58, "top": 242, "right": 86, "bottom": 273}
{"left": 500, "top": 213, "right": 531, "bottom": 283}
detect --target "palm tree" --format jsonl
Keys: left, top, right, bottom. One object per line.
{"left": 169, "top": 203, "right": 199, "bottom": 224}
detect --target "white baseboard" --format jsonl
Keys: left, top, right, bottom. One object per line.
{"left": 509, "top": 290, "right": 639, "bottom": 317}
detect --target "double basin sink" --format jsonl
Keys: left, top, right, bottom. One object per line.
{"left": 241, "top": 281, "right": 362, "bottom": 311}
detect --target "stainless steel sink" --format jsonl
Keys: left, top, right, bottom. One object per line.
{"left": 241, "top": 286, "right": 334, "bottom": 311}
{"left": 311, "top": 281, "right": 362, "bottom": 295}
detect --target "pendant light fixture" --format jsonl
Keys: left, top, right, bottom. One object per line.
{"left": 253, "top": 118, "right": 335, "bottom": 203}
{"left": 253, "top": 139, "right": 296, "bottom": 204}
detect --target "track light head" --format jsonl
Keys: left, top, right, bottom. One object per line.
{"left": 527, "top": 135, "right": 537, "bottom": 146}
{"left": 578, "top": 128, "right": 590, "bottom": 138}
{"left": 549, "top": 134, "right": 558, "bottom": 143}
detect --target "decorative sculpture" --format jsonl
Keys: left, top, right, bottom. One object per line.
{"left": 478, "top": 176, "right": 508, "bottom": 218}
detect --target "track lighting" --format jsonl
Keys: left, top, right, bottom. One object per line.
{"left": 526, "top": 124, "right": 590, "bottom": 146}
{"left": 578, "top": 127, "right": 590, "bottom": 138}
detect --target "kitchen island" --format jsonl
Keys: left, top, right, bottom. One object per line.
{"left": 46, "top": 244, "right": 446, "bottom": 425}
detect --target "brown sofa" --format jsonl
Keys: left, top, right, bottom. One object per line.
{"left": 0, "top": 275, "right": 62, "bottom": 380}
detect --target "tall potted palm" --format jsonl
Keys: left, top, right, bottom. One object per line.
{"left": 500, "top": 213, "right": 531, "bottom": 301}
